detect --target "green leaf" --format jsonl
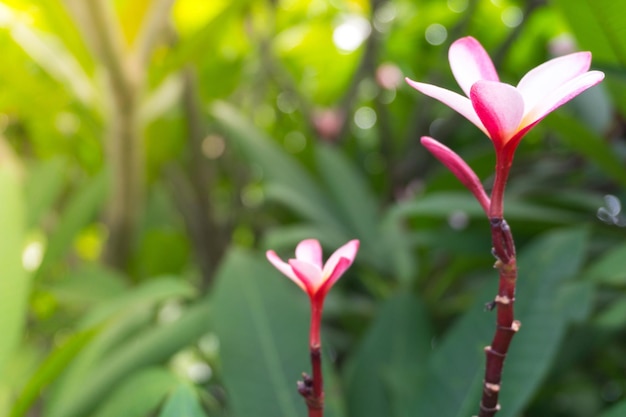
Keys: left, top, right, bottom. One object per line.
{"left": 158, "top": 383, "right": 208, "bottom": 417}
{"left": 554, "top": 0, "right": 626, "bottom": 65}
{"left": 393, "top": 192, "right": 582, "bottom": 224}
{"left": 0, "top": 159, "right": 29, "bottom": 378}
{"left": 10, "top": 329, "right": 97, "bottom": 417}
{"left": 156, "top": 1, "right": 246, "bottom": 83}
{"left": 35, "top": 170, "right": 108, "bottom": 281}
{"left": 599, "top": 399, "right": 626, "bottom": 417}
{"left": 554, "top": 281, "right": 595, "bottom": 324}
{"left": 0, "top": 3, "right": 96, "bottom": 107}
{"left": 379, "top": 213, "right": 418, "bottom": 286}
{"left": 24, "top": 157, "right": 66, "bottom": 228}
{"left": 35, "top": 1, "right": 95, "bottom": 73}
{"left": 211, "top": 249, "right": 345, "bottom": 417}
{"left": 411, "top": 228, "right": 589, "bottom": 417}
{"left": 544, "top": 113, "right": 626, "bottom": 188}
{"left": 46, "top": 299, "right": 211, "bottom": 417}
{"left": 78, "top": 276, "right": 196, "bottom": 329}
{"left": 595, "top": 298, "right": 626, "bottom": 330}
{"left": 93, "top": 368, "right": 178, "bottom": 417}
{"left": 343, "top": 292, "right": 431, "bottom": 417}
{"left": 211, "top": 102, "right": 345, "bottom": 233}
{"left": 315, "top": 144, "right": 380, "bottom": 244}
{"left": 584, "top": 243, "right": 626, "bottom": 285}
{"left": 44, "top": 264, "right": 128, "bottom": 308}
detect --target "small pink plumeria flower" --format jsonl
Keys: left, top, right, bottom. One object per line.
{"left": 267, "top": 239, "right": 359, "bottom": 301}
{"left": 267, "top": 239, "right": 359, "bottom": 347}
{"left": 406, "top": 36, "right": 604, "bottom": 151}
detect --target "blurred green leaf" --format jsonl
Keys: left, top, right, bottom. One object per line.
{"left": 545, "top": 113, "right": 626, "bottom": 188}
{"left": 79, "top": 276, "right": 196, "bottom": 329}
{"left": 10, "top": 329, "right": 98, "bottom": 417}
{"left": 93, "top": 368, "right": 178, "bottom": 417}
{"left": 379, "top": 213, "right": 418, "bottom": 286}
{"left": 343, "top": 292, "right": 431, "bottom": 417}
{"left": 315, "top": 144, "right": 390, "bottom": 271}
{"left": 554, "top": 0, "right": 626, "bottom": 65}
{"left": 411, "top": 228, "right": 589, "bottom": 417}
{"left": 211, "top": 102, "right": 346, "bottom": 233}
{"left": 555, "top": 281, "right": 595, "bottom": 324}
{"left": 599, "top": 399, "right": 626, "bottom": 417}
{"left": 0, "top": 3, "right": 96, "bottom": 107}
{"left": 211, "top": 249, "right": 307, "bottom": 417}
{"left": 315, "top": 144, "right": 379, "bottom": 242}
{"left": 159, "top": 1, "right": 246, "bottom": 83}
{"left": 46, "top": 299, "right": 210, "bottom": 417}
{"left": 595, "top": 298, "right": 626, "bottom": 330}
{"left": 35, "top": 170, "right": 108, "bottom": 281}
{"left": 35, "top": 1, "right": 94, "bottom": 73}
{"left": 24, "top": 157, "right": 66, "bottom": 228}
{"left": 158, "top": 383, "right": 208, "bottom": 417}
{"left": 584, "top": 243, "right": 626, "bottom": 285}
{"left": 44, "top": 264, "right": 127, "bottom": 307}
{"left": 394, "top": 192, "right": 583, "bottom": 223}
{"left": 211, "top": 249, "right": 345, "bottom": 417}
{"left": 0, "top": 158, "right": 29, "bottom": 378}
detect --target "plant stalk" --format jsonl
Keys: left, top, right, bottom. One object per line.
{"left": 299, "top": 302, "right": 324, "bottom": 417}
{"left": 477, "top": 218, "right": 520, "bottom": 417}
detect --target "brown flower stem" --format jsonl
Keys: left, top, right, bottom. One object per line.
{"left": 298, "top": 303, "right": 324, "bottom": 416}
{"left": 477, "top": 218, "right": 521, "bottom": 417}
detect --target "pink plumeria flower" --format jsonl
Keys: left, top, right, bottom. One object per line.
{"left": 406, "top": 36, "right": 604, "bottom": 151}
{"left": 406, "top": 36, "right": 604, "bottom": 217}
{"left": 267, "top": 239, "right": 359, "bottom": 348}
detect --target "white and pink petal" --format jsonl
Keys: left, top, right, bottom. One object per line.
{"left": 266, "top": 250, "right": 306, "bottom": 291}
{"left": 290, "top": 259, "right": 323, "bottom": 294}
{"left": 517, "top": 52, "right": 592, "bottom": 113}
{"left": 449, "top": 36, "right": 499, "bottom": 97}
{"left": 319, "top": 257, "right": 352, "bottom": 298}
{"left": 470, "top": 81, "right": 524, "bottom": 145}
{"left": 295, "top": 239, "right": 323, "bottom": 268}
{"left": 322, "top": 239, "right": 360, "bottom": 279}
{"left": 520, "top": 70, "right": 605, "bottom": 128}
{"left": 405, "top": 78, "right": 487, "bottom": 135}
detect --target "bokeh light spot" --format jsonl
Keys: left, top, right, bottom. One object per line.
{"left": 333, "top": 15, "right": 371, "bottom": 53}
{"left": 447, "top": 0, "right": 468, "bottom": 13}
{"left": 277, "top": 92, "right": 298, "bottom": 114}
{"left": 22, "top": 240, "right": 43, "bottom": 272}
{"left": 501, "top": 6, "right": 523, "bottom": 28}
{"left": 425, "top": 23, "right": 447, "bottom": 45}
{"left": 354, "top": 106, "right": 377, "bottom": 129}
{"left": 202, "top": 134, "right": 226, "bottom": 159}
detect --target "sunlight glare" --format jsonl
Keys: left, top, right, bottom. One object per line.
{"left": 22, "top": 240, "right": 43, "bottom": 272}
{"left": 333, "top": 15, "right": 371, "bottom": 53}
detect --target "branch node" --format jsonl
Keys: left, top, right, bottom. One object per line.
{"left": 494, "top": 295, "right": 512, "bottom": 305}
{"left": 484, "top": 382, "right": 501, "bottom": 392}
{"left": 484, "top": 345, "right": 506, "bottom": 358}
{"left": 480, "top": 402, "right": 501, "bottom": 412}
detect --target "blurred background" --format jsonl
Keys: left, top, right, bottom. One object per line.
{"left": 1, "top": 0, "right": 626, "bottom": 416}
